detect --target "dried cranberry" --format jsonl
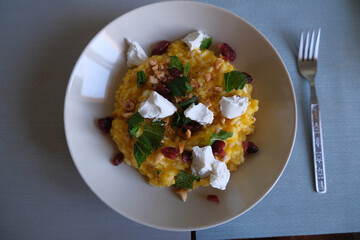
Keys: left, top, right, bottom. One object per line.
{"left": 212, "top": 140, "right": 225, "bottom": 155}
{"left": 181, "top": 121, "right": 202, "bottom": 132}
{"left": 181, "top": 150, "right": 193, "bottom": 163}
{"left": 242, "top": 141, "right": 258, "bottom": 154}
{"left": 242, "top": 72, "right": 253, "bottom": 83}
{"left": 156, "top": 84, "right": 171, "bottom": 100}
{"left": 151, "top": 40, "right": 171, "bottom": 56}
{"left": 161, "top": 147, "right": 178, "bottom": 159}
{"left": 112, "top": 152, "right": 124, "bottom": 166}
{"left": 169, "top": 67, "right": 182, "bottom": 78}
{"left": 207, "top": 195, "right": 220, "bottom": 203}
{"left": 218, "top": 42, "right": 236, "bottom": 62}
{"left": 97, "top": 117, "right": 113, "bottom": 134}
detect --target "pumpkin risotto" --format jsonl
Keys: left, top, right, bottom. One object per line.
{"left": 101, "top": 32, "right": 259, "bottom": 201}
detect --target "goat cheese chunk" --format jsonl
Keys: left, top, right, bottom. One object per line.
{"left": 184, "top": 103, "right": 214, "bottom": 125}
{"left": 219, "top": 95, "right": 249, "bottom": 119}
{"left": 138, "top": 91, "right": 177, "bottom": 119}
{"left": 125, "top": 38, "right": 148, "bottom": 68}
{"left": 181, "top": 30, "right": 209, "bottom": 51}
{"left": 210, "top": 160, "right": 230, "bottom": 190}
{"left": 191, "top": 146, "right": 215, "bottom": 178}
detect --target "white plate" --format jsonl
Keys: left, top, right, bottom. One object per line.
{"left": 64, "top": 1, "right": 296, "bottom": 231}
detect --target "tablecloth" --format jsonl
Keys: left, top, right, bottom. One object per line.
{"left": 1, "top": 0, "right": 359, "bottom": 239}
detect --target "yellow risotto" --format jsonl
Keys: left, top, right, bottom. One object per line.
{"left": 110, "top": 40, "right": 258, "bottom": 190}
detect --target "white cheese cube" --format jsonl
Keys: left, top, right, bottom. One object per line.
{"left": 210, "top": 160, "right": 230, "bottom": 190}
{"left": 191, "top": 146, "right": 215, "bottom": 177}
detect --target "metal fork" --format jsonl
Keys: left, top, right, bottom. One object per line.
{"left": 297, "top": 28, "right": 326, "bottom": 193}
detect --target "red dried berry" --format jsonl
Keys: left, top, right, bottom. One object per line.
{"left": 212, "top": 140, "right": 225, "bottom": 155}
{"left": 156, "top": 84, "right": 171, "bottom": 100}
{"left": 207, "top": 195, "right": 220, "bottom": 203}
{"left": 112, "top": 152, "right": 124, "bottom": 166}
{"left": 161, "top": 147, "right": 178, "bottom": 159}
{"left": 169, "top": 67, "right": 182, "bottom": 78}
{"left": 218, "top": 42, "right": 236, "bottom": 62}
{"left": 242, "top": 141, "right": 258, "bottom": 154}
{"left": 181, "top": 121, "right": 202, "bottom": 133}
{"left": 242, "top": 72, "right": 253, "bottom": 83}
{"left": 181, "top": 150, "right": 193, "bottom": 163}
{"left": 151, "top": 40, "right": 171, "bottom": 56}
{"left": 97, "top": 117, "right": 113, "bottom": 134}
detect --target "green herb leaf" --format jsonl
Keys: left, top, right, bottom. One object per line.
{"left": 224, "top": 71, "right": 247, "bottom": 92}
{"left": 173, "top": 170, "right": 201, "bottom": 189}
{"left": 171, "top": 111, "right": 191, "bottom": 128}
{"left": 156, "top": 169, "right": 162, "bottom": 175}
{"left": 183, "top": 62, "right": 191, "bottom": 77}
{"left": 166, "top": 77, "right": 193, "bottom": 96}
{"left": 169, "top": 56, "right": 183, "bottom": 71}
{"left": 127, "top": 112, "right": 144, "bottom": 138}
{"left": 179, "top": 96, "right": 198, "bottom": 109}
{"left": 134, "top": 120, "right": 165, "bottom": 168}
{"left": 209, "top": 130, "right": 233, "bottom": 145}
{"left": 200, "top": 37, "right": 212, "bottom": 50}
{"left": 137, "top": 70, "right": 146, "bottom": 87}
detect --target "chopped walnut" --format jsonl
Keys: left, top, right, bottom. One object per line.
{"left": 176, "top": 189, "right": 188, "bottom": 202}
{"left": 122, "top": 100, "right": 135, "bottom": 111}
{"left": 185, "top": 129, "right": 191, "bottom": 139}
{"left": 163, "top": 117, "right": 170, "bottom": 126}
{"left": 149, "top": 75, "right": 158, "bottom": 84}
{"left": 214, "top": 59, "right": 223, "bottom": 69}
{"left": 149, "top": 59, "right": 157, "bottom": 66}
{"left": 190, "top": 79, "right": 199, "bottom": 88}
{"left": 153, "top": 152, "right": 165, "bottom": 165}
{"left": 154, "top": 70, "right": 165, "bottom": 79}
{"left": 203, "top": 99, "right": 212, "bottom": 107}
{"left": 122, "top": 112, "right": 134, "bottom": 118}
{"left": 214, "top": 86, "right": 223, "bottom": 92}
{"left": 152, "top": 65, "right": 159, "bottom": 71}
{"left": 158, "top": 63, "right": 164, "bottom": 70}
{"left": 205, "top": 72, "right": 213, "bottom": 82}
{"left": 220, "top": 117, "right": 226, "bottom": 124}
{"left": 178, "top": 142, "right": 184, "bottom": 154}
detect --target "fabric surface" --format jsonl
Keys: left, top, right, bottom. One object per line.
{"left": 0, "top": 0, "right": 359, "bottom": 239}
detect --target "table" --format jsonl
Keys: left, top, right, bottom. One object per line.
{"left": 1, "top": 0, "right": 359, "bottom": 239}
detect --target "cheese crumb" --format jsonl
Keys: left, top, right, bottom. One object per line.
{"left": 138, "top": 91, "right": 177, "bottom": 119}
{"left": 181, "top": 31, "right": 209, "bottom": 51}
{"left": 125, "top": 38, "right": 148, "bottom": 68}
{"left": 184, "top": 103, "right": 214, "bottom": 125}
{"left": 219, "top": 96, "right": 249, "bottom": 119}
{"left": 191, "top": 146, "right": 215, "bottom": 178}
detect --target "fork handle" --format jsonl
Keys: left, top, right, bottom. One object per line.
{"left": 310, "top": 86, "right": 327, "bottom": 193}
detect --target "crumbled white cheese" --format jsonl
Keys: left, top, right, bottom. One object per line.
{"left": 184, "top": 103, "right": 214, "bottom": 125}
{"left": 210, "top": 160, "right": 230, "bottom": 190}
{"left": 191, "top": 146, "right": 231, "bottom": 190}
{"left": 181, "top": 30, "right": 209, "bottom": 51}
{"left": 138, "top": 91, "right": 177, "bottom": 119}
{"left": 191, "top": 146, "right": 215, "bottom": 178}
{"left": 219, "top": 95, "right": 249, "bottom": 119}
{"left": 125, "top": 38, "right": 148, "bottom": 68}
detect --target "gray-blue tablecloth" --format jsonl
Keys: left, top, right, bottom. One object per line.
{"left": 1, "top": 0, "right": 359, "bottom": 239}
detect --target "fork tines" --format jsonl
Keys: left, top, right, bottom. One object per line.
{"left": 298, "top": 28, "right": 321, "bottom": 62}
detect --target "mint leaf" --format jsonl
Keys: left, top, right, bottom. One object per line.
{"left": 224, "top": 71, "right": 247, "bottom": 92}
{"left": 169, "top": 56, "right": 183, "bottom": 71}
{"left": 173, "top": 170, "right": 201, "bottom": 189}
{"left": 166, "top": 77, "right": 193, "bottom": 96}
{"left": 209, "top": 130, "right": 233, "bottom": 145}
{"left": 183, "top": 62, "right": 191, "bottom": 77}
{"left": 200, "top": 37, "right": 212, "bottom": 50}
{"left": 137, "top": 70, "right": 146, "bottom": 87}
{"left": 179, "top": 96, "right": 198, "bottom": 109}
{"left": 134, "top": 120, "right": 165, "bottom": 168}
{"left": 171, "top": 111, "right": 191, "bottom": 127}
{"left": 156, "top": 169, "right": 162, "bottom": 175}
{"left": 127, "top": 112, "right": 144, "bottom": 138}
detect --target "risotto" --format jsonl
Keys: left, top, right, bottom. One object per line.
{"left": 105, "top": 33, "right": 259, "bottom": 201}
